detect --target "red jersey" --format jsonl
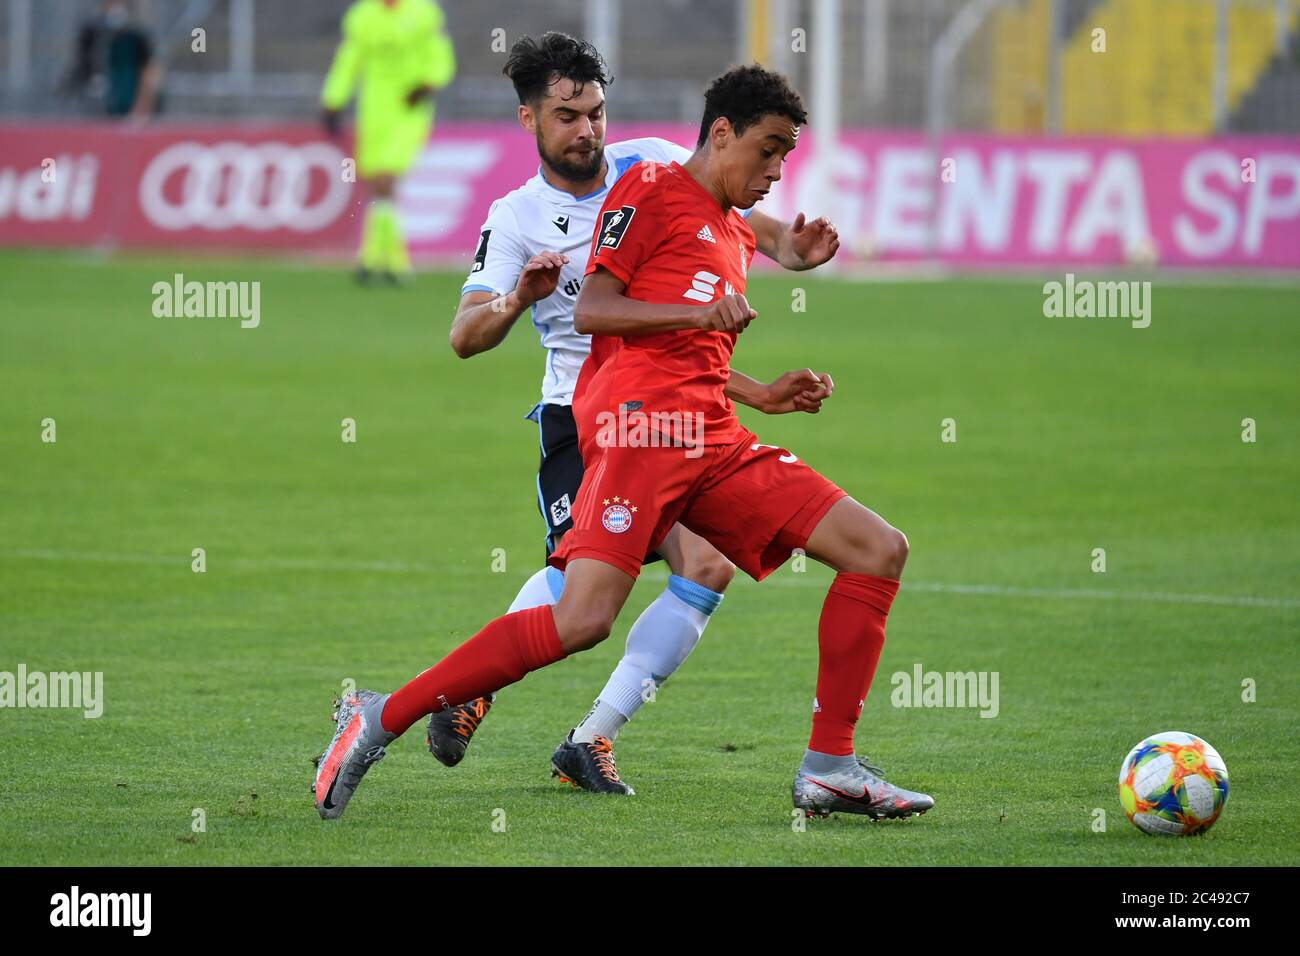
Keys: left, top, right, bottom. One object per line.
{"left": 576, "top": 161, "right": 756, "bottom": 447}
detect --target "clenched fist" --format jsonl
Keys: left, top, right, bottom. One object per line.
{"left": 699, "top": 293, "right": 757, "bottom": 334}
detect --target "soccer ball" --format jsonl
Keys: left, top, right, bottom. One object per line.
{"left": 1118, "top": 731, "right": 1229, "bottom": 836}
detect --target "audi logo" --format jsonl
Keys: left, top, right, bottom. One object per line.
{"left": 139, "top": 141, "right": 352, "bottom": 232}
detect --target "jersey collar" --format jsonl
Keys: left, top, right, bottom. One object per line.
{"left": 535, "top": 152, "right": 613, "bottom": 203}
{"left": 669, "top": 161, "right": 731, "bottom": 214}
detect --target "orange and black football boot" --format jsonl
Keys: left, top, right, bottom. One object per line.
{"left": 426, "top": 694, "right": 495, "bottom": 767}
{"left": 551, "top": 731, "right": 634, "bottom": 795}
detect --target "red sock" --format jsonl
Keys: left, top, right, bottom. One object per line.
{"left": 380, "top": 604, "right": 565, "bottom": 736}
{"left": 808, "top": 572, "right": 899, "bottom": 756}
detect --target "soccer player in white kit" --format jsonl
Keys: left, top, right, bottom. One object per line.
{"left": 429, "top": 33, "right": 841, "bottom": 794}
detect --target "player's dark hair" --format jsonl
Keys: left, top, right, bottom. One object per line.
{"left": 695, "top": 64, "right": 807, "bottom": 148}
{"left": 503, "top": 32, "right": 613, "bottom": 106}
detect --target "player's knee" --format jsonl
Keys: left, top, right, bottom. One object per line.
{"left": 569, "top": 612, "right": 613, "bottom": 652}
{"left": 844, "top": 523, "right": 908, "bottom": 578}
{"left": 884, "top": 527, "right": 910, "bottom": 575}
{"left": 553, "top": 603, "right": 614, "bottom": 653}
{"left": 682, "top": 552, "right": 735, "bottom": 593}
{"left": 863, "top": 525, "right": 908, "bottom": 578}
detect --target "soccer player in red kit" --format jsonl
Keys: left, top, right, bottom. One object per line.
{"left": 314, "top": 65, "right": 934, "bottom": 822}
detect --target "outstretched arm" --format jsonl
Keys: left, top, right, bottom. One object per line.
{"left": 450, "top": 251, "right": 567, "bottom": 358}
{"left": 747, "top": 209, "right": 840, "bottom": 271}
{"left": 726, "top": 368, "right": 835, "bottom": 414}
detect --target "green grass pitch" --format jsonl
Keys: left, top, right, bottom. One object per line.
{"left": 0, "top": 249, "right": 1296, "bottom": 865}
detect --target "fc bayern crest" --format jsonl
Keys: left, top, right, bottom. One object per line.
{"left": 601, "top": 503, "right": 633, "bottom": 534}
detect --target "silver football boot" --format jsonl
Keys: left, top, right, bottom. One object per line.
{"left": 312, "top": 689, "right": 395, "bottom": 820}
{"left": 793, "top": 755, "right": 934, "bottom": 820}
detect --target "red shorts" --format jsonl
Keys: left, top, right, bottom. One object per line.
{"left": 548, "top": 430, "right": 847, "bottom": 581}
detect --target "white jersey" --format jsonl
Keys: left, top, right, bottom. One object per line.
{"left": 461, "top": 137, "right": 750, "bottom": 408}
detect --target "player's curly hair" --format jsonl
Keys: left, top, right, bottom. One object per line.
{"left": 696, "top": 64, "right": 807, "bottom": 148}
{"left": 503, "top": 32, "right": 613, "bottom": 106}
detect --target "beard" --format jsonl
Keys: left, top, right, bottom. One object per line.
{"left": 538, "top": 134, "right": 604, "bottom": 182}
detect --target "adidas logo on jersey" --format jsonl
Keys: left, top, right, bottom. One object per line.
{"left": 696, "top": 224, "right": 717, "bottom": 243}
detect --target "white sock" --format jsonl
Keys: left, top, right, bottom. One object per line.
{"left": 508, "top": 565, "right": 564, "bottom": 612}
{"left": 573, "top": 575, "right": 723, "bottom": 743}
{"left": 572, "top": 699, "right": 627, "bottom": 743}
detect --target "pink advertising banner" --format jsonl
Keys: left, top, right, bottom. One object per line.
{"left": 3, "top": 122, "right": 1298, "bottom": 269}
{"left": 777, "top": 130, "right": 1300, "bottom": 269}
{"left": 0, "top": 123, "right": 360, "bottom": 250}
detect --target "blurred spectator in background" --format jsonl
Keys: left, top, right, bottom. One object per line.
{"left": 321, "top": 0, "right": 457, "bottom": 284}
{"left": 62, "top": 0, "right": 162, "bottom": 119}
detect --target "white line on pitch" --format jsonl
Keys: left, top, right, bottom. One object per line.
{"left": 753, "top": 574, "right": 1300, "bottom": 609}
{"left": 1, "top": 548, "right": 432, "bottom": 575}
{"left": 3, "top": 548, "right": 1297, "bottom": 611}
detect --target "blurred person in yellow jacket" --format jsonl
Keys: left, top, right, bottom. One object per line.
{"left": 321, "top": 0, "right": 456, "bottom": 283}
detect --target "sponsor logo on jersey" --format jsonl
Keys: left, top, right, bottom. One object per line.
{"left": 696, "top": 224, "right": 716, "bottom": 243}
{"left": 598, "top": 205, "right": 635, "bottom": 249}
{"left": 682, "top": 270, "right": 735, "bottom": 303}
{"left": 552, "top": 214, "right": 569, "bottom": 234}
{"left": 470, "top": 229, "right": 491, "bottom": 273}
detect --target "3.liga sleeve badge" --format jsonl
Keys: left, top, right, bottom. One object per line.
{"left": 600, "top": 496, "right": 636, "bottom": 534}
{"left": 598, "top": 206, "right": 636, "bottom": 250}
